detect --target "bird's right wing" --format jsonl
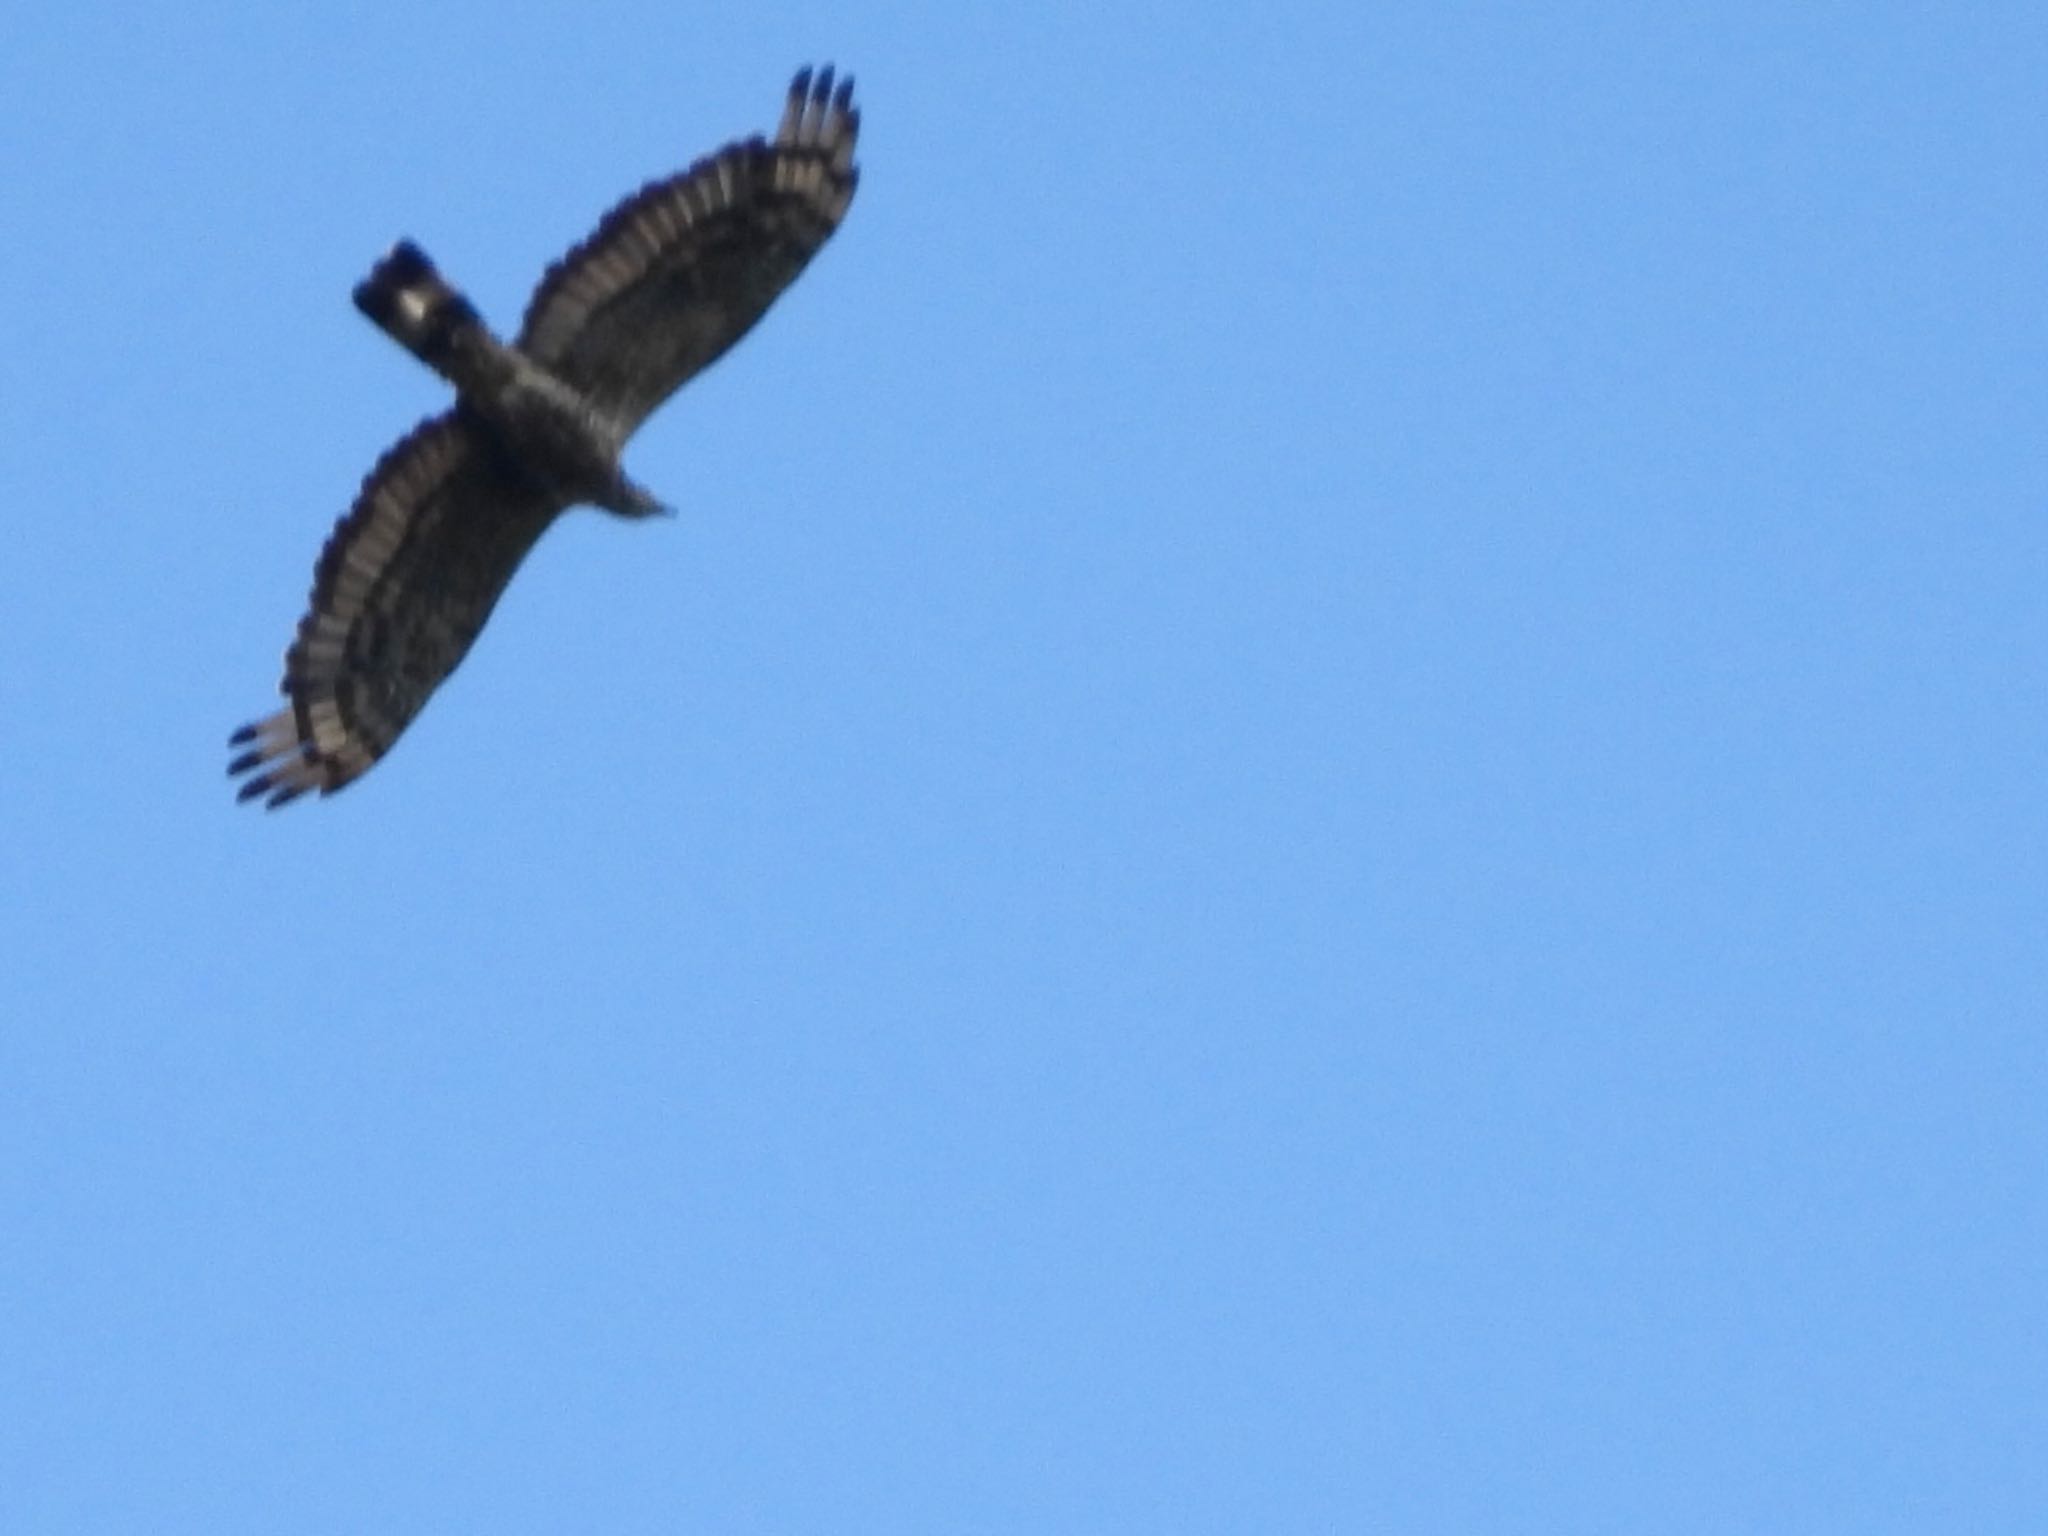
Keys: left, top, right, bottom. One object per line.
{"left": 516, "top": 66, "right": 860, "bottom": 436}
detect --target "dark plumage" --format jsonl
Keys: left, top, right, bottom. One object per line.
{"left": 230, "top": 67, "right": 860, "bottom": 808}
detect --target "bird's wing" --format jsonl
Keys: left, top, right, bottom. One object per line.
{"left": 517, "top": 66, "right": 860, "bottom": 435}
{"left": 229, "top": 411, "right": 567, "bottom": 808}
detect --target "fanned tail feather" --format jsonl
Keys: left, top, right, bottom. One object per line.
{"left": 354, "top": 241, "right": 493, "bottom": 386}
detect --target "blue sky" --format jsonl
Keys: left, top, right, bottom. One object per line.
{"left": 3, "top": 3, "right": 2043, "bottom": 1530}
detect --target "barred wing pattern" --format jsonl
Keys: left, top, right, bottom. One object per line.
{"left": 230, "top": 415, "right": 564, "bottom": 807}
{"left": 229, "top": 67, "right": 860, "bottom": 808}
{"left": 520, "top": 66, "right": 860, "bottom": 433}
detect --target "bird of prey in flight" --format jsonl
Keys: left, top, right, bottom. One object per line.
{"left": 230, "top": 67, "right": 860, "bottom": 808}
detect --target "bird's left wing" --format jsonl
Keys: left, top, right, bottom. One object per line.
{"left": 229, "top": 411, "right": 567, "bottom": 808}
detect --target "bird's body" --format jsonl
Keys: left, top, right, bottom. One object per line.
{"left": 351, "top": 241, "right": 662, "bottom": 518}
{"left": 230, "top": 67, "right": 859, "bottom": 807}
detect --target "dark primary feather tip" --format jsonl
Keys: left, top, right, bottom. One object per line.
{"left": 266, "top": 783, "right": 311, "bottom": 810}
{"left": 229, "top": 722, "right": 258, "bottom": 746}
{"left": 833, "top": 76, "right": 855, "bottom": 111}
{"left": 227, "top": 748, "right": 265, "bottom": 777}
{"left": 812, "top": 65, "right": 835, "bottom": 100}
{"left": 790, "top": 65, "right": 813, "bottom": 97}
{"left": 236, "top": 775, "right": 273, "bottom": 804}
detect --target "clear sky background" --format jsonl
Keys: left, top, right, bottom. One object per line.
{"left": 3, "top": 3, "right": 2042, "bottom": 1531}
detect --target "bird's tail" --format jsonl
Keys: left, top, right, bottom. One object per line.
{"left": 354, "top": 241, "right": 513, "bottom": 397}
